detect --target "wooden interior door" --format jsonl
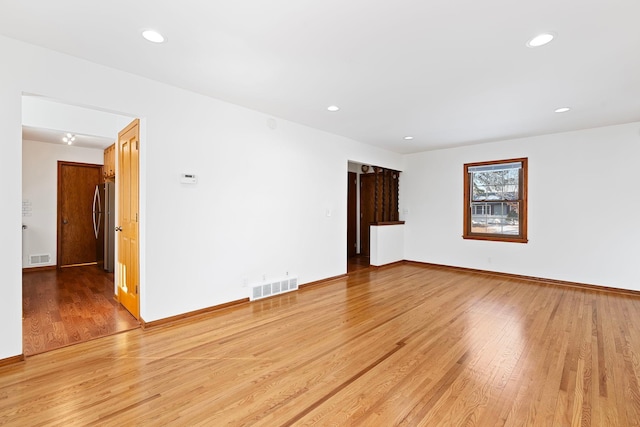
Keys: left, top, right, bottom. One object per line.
{"left": 347, "top": 172, "right": 357, "bottom": 257}
{"left": 117, "top": 119, "right": 140, "bottom": 319}
{"left": 57, "top": 162, "right": 102, "bottom": 267}
{"left": 360, "top": 173, "right": 376, "bottom": 257}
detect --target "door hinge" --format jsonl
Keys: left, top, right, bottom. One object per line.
{"left": 136, "top": 213, "right": 138, "bottom": 222}
{"left": 136, "top": 285, "right": 138, "bottom": 294}
{"left": 136, "top": 140, "right": 139, "bottom": 150}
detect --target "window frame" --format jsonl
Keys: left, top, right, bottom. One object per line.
{"left": 463, "top": 157, "right": 528, "bottom": 243}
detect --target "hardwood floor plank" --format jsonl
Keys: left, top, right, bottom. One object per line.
{"left": 3, "top": 263, "right": 640, "bottom": 425}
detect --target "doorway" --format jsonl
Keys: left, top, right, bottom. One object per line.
{"left": 347, "top": 171, "right": 357, "bottom": 258}
{"left": 21, "top": 95, "right": 139, "bottom": 355}
{"left": 347, "top": 170, "right": 369, "bottom": 272}
{"left": 347, "top": 162, "right": 401, "bottom": 272}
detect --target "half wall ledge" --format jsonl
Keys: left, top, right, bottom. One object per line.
{"left": 370, "top": 222, "right": 405, "bottom": 267}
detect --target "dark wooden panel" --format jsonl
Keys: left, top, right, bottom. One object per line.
{"left": 360, "top": 168, "right": 401, "bottom": 257}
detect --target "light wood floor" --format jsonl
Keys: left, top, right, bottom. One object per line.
{"left": 3, "top": 263, "right": 640, "bottom": 425}
{"left": 22, "top": 265, "right": 140, "bottom": 355}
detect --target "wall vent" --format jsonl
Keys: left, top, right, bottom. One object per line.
{"left": 29, "top": 254, "right": 51, "bottom": 265}
{"left": 251, "top": 277, "right": 299, "bottom": 301}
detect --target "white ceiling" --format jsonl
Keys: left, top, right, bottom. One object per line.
{"left": 2, "top": 0, "right": 639, "bottom": 154}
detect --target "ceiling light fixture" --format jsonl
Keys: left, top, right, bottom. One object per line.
{"left": 526, "top": 33, "right": 554, "bottom": 48}
{"left": 554, "top": 107, "right": 571, "bottom": 113}
{"left": 142, "top": 29, "right": 166, "bottom": 43}
{"left": 62, "top": 133, "right": 76, "bottom": 145}
{"left": 404, "top": 136, "right": 414, "bottom": 140}
{"left": 327, "top": 105, "right": 340, "bottom": 112}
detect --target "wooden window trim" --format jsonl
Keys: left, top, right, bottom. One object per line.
{"left": 463, "top": 157, "right": 528, "bottom": 243}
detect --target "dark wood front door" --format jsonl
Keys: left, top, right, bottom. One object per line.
{"left": 57, "top": 162, "right": 102, "bottom": 267}
{"left": 347, "top": 172, "right": 357, "bottom": 257}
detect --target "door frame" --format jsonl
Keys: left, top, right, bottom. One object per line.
{"left": 20, "top": 93, "right": 142, "bottom": 358}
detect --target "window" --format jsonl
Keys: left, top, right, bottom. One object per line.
{"left": 463, "top": 158, "right": 527, "bottom": 243}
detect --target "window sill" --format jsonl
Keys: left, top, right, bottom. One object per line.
{"left": 463, "top": 234, "right": 528, "bottom": 244}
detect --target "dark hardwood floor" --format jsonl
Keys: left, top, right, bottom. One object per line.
{"left": 347, "top": 254, "right": 370, "bottom": 272}
{"left": 22, "top": 265, "right": 140, "bottom": 356}
{"left": 3, "top": 263, "right": 640, "bottom": 425}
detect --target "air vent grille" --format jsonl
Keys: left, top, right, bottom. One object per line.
{"left": 250, "top": 277, "right": 299, "bottom": 301}
{"left": 29, "top": 254, "right": 51, "bottom": 265}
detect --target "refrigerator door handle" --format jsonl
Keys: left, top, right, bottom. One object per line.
{"left": 93, "top": 186, "right": 101, "bottom": 239}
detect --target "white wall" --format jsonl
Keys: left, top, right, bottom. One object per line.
{"left": 0, "top": 35, "right": 403, "bottom": 359}
{"left": 402, "top": 122, "right": 640, "bottom": 290}
{"left": 22, "top": 140, "right": 104, "bottom": 268}
{"left": 0, "top": 65, "right": 23, "bottom": 360}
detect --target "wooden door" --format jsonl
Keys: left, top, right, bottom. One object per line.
{"left": 117, "top": 119, "right": 140, "bottom": 319}
{"left": 57, "top": 162, "right": 102, "bottom": 267}
{"left": 347, "top": 172, "right": 357, "bottom": 257}
{"left": 360, "top": 173, "right": 376, "bottom": 257}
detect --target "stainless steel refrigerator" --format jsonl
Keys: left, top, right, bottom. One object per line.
{"left": 93, "top": 182, "right": 115, "bottom": 272}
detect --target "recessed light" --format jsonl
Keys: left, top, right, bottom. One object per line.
{"left": 142, "top": 29, "right": 166, "bottom": 43}
{"left": 327, "top": 105, "right": 340, "bottom": 112}
{"left": 554, "top": 107, "right": 571, "bottom": 113}
{"left": 526, "top": 33, "right": 554, "bottom": 48}
{"left": 404, "top": 136, "right": 414, "bottom": 140}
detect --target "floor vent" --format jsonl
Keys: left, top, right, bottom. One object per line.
{"left": 29, "top": 254, "right": 51, "bottom": 265}
{"left": 251, "top": 277, "right": 298, "bottom": 301}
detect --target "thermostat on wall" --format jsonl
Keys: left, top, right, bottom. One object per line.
{"left": 180, "top": 173, "right": 197, "bottom": 184}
